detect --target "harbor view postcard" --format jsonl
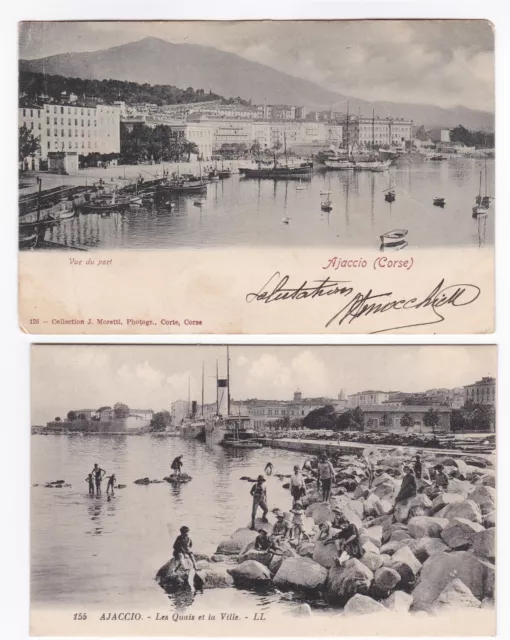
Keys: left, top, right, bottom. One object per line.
{"left": 30, "top": 344, "right": 496, "bottom": 636}
{"left": 19, "top": 20, "right": 495, "bottom": 334}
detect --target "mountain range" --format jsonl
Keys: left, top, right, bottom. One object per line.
{"left": 20, "top": 37, "right": 494, "bottom": 130}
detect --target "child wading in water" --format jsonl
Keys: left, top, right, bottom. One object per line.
{"left": 85, "top": 473, "right": 94, "bottom": 496}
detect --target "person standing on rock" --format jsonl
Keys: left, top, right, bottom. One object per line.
{"left": 317, "top": 453, "right": 336, "bottom": 502}
{"left": 171, "top": 455, "right": 183, "bottom": 477}
{"left": 250, "top": 475, "right": 269, "bottom": 530}
{"left": 91, "top": 463, "right": 106, "bottom": 496}
{"left": 414, "top": 455, "right": 423, "bottom": 479}
{"left": 289, "top": 465, "right": 306, "bottom": 505}
{"left": 394, "top": 465, "right": 417, "bottom": 504}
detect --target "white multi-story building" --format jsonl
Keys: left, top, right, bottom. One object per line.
{"left": 348, "top": 390, "right": 390, "bottom": 407}
{"left": 464, "top": 377, "right": 496, "bottom": 406}
{"left": 26, "top": 103, "right": 121, "bottom": 160}
{"left": 19, "top": 106, "right": 43, "bottom": 169}
{"left": 343, "top": 116, "right": 413, "bottom": 148}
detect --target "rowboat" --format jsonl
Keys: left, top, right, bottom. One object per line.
{"left": 380, "top": 229, "right": 408, "bottom": 248}
{"left": 433, "top": 197, "right": 446, "bottom": 207}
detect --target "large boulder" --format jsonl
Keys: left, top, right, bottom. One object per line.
{"left": 363, "top": 495, "right": 386, "bottom": 518}
{"left": 324, "top": 558, "right": 373, "bottom": 606}
{"left": 360, "top": 552, "right": 386, "bottom": 573}
{"left": 389, "top": 546, "right": 422, "bottom": 588}
{"left": 383, "top": 523, "right": 408, "bottom": 544}
{"left": 390, "top": 530, "right": 414, "bottom": 543}
{"left": 238, "top": 547, "right": 273, "bottom": 567}
{"left": 432, "top": 578, "right": 481, "bottom": 612}
{"left": 436, "top": 500, "right": 482, "bottom": 524}
{"left": 305, "top": 501, "right": 332, "bottom": 524}
{"left": 362, "top": 541, "right": 380, "bottom": 556}
{"left": 329, "top": 498, "right": 363, "bottom": 529}
{"left": 383, "top": 591, "right": 413, "bottom": 613}
{"left": 430, "top": 492, "right": 464, "bottom": 514}
{"left": 408, "top": 516, "right": 449, "bottom": 539}
{"left": 480, "top": 470, "right": 496, "bottom": 488}
{"left": 372, "top": 476, "right": 398, "bottom": 502}
{"left": 301, "top": 490, "right": 322, "bottom": 508}
{"left": 447, "top": 479, "right": 473, "bottom": 497}
{"left": 394, "top": 495, "right": 432, "bottom": 523}
{"left": 362, "top": 525, "right": 383, "bottom": 547}
{"left": 215, "top": 528, "right": 258, "bottom": 555}
{"left": 313, "top": 541, "right": 340, "bottom": 569}
{"left": 273, "top": 557, "right": 328, "bottom": 592}
{"left": 198, "top": 565, "right": 234, "bottom": 589}
{"left": 467, "top": 486, "right": 496, "bottom": 516}
{"left": 380, "top": 540, "right": 410, "bottom": 556}
{"left": 411, "top": 551, "right": 494, "bottom": 612}
{"left": 227, "top": 560, "right": 272, "bottom": 586}
{"left": 289, "top": 603, "right": 313, "bottom": 617}
{"left": 410, "top": 537, "right": 449, "bottom": 563}
{"left": 483, "top": 511, "right": 496, "bottom": 529}
{"left": 343, "top": 594, "right": 387, "bottom": 616}
{"left": 371, "top": 567, "right": 401, "bottom": 599}
{"left": 440, "top": 518, "right": 484, "bottom": 550}
{"left": 472, "top": 528, "right": 495, "bottom": 561}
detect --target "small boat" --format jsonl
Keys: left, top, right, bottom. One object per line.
{"left": 208, "top": 170, "right": 220, "bottom": 181}
{"left": 321, "top": 198, "right": 333, "bottom": 212}
{"left": 380, "top": 229, "right": 408, "bottom": 248}
{"left": 282, "top": 216, "right": 290, "bottom": 224}
{"left": 222, "top": 441, "right": 263, "bottom": 449}
{"left": 320, "top": 190, "right": 331, "bottom": 196}
{"left": 193, "top": 199, "right": 204, "bottom": 207}
{"left": 433, "top": 197, "right": 446, "bottom": 207}
{"left": 19, "top": 225, "right": 40, "bottom": 249}
{"left": 472, "top": 206, "right": 489, "bottom": 218}
{"left": 429, "top": 155, "right": 446, "bottom": 161}
{"left": 48, "top": 207, "right": 75, "bottom": 221}
{"left": 384, "top": 190, "right": 396, "bottom": 203}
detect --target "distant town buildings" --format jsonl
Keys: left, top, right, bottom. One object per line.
{"left": 464, "top": 377, "right": 496, "bottom": 406}
{"left": 348, "top": 390, "right": 390, "bottom": 407}
{"left": 341, "top": 116, "right": 413, "bottom": 148}
{"left": 363, "top": 405, "right": 452, "bottom": 433}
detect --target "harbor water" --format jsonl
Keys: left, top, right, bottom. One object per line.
{"left": 41, "top": 158, "right": 494, "bottom": 251}
{"left": 31, "top": 435, "right": 321, "bottom": 613}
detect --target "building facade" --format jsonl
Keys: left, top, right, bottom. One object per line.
{"left": 348, "top": 391, "right": 390, "bottom": 407}
{"left": 342, "top": 116, "right": 413, "bottom": 148}
{"left": 361, "top": 404, "right": 452, "bottom": 433}
{"left": 19, "top": 106, "right": 43, "bottom": 170}
{"left": 464, "top": 377, "right": 496, "bottom": 406}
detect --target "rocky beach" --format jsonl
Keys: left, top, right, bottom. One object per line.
{"left": 156, "top": 448, "right": 495, "bottom": 617}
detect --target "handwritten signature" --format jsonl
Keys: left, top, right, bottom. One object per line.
{"left": 245, "top": 272, "right": 481, "bottom": 333}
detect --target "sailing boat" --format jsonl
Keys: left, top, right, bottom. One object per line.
{"left": 472, "top": 151, "right": 492, "bottom": 217}
{"left": 321, "top": 174, "right": 333, "bottom": 211}
{"left": 355, "top": 110, "right": 390, "bottom": 171}
{"left": 218, "top": 159, "right": 231, "bottom": 179}
{"left": 324, "top": 101, "right": 355, "bottom": 170}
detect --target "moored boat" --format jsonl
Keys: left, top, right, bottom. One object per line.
{"left": 380, "top": 228, "right": 408, "bottom": 248}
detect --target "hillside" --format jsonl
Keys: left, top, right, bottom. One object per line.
{"left": 20, "top": 37, "right": 494, "bottom": 130}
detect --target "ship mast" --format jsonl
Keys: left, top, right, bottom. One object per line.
{"left": 216, "top": 360, "right": 219, "bottom": 416}
{"left": 345, "top": 100, "right": 349, "bottom": 157}
{"left": 201, "top": 363, "right": 204, "bottom": 416}
{"left": 227, "top": 346, "right": 231, "bottom": 416}
{"left": 372, "top": 109, "right": 375, "bottom": 152}
{"left": 187, "top": 376, "right": 191, "bottom": 418}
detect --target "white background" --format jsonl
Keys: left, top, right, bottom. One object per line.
{"left": 1, "top": 1, "right": 507, "bottom": 639}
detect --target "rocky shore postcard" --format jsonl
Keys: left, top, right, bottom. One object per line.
{"left": 18, "top": 20, "right": 494, "bottom": 334}
{"left": 31, "top": 344, "right": 496, "bottom": 636}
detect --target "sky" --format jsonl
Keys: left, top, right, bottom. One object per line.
{"left": 19, "top": 20, "right": 494, "bottom": 112}
{"left": 31, "top": 345, "right": 496, "bottom": 424}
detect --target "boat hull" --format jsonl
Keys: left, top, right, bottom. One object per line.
{"left": 324, "top": 160, "right": 355, "bottom": 170}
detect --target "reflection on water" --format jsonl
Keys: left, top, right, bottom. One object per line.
{"left": 31, "top": 435, "right": 316, "bottom": 613}
{"left": 41, "top": 158, "right": 494, "bottom": 250}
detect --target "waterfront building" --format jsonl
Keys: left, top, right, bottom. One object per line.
{"left": 19, "top": 106, "right": 43, "bottom": 170}
{"left": 348, "top": 390, "right": 390, "bottom": 407}
{"left": 464, "top": 377, "right": 496, "bottom": 406}
{"left": 362, "top": 404, "right": 452, "bottom": 433}
{"left": 247, "top": 390, "right": 346, "bottom": 431}
{"left": 38, "top": 102, "right": 121, "bottom": 160}
{"left": 340, "top": 116, "right": 413, "bottom": 148}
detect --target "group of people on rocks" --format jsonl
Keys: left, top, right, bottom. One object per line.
{"left": 85, "top": 463, "right": 116, "bottom": 497}
{"left": 170, "top": 447, "right": 456, "bottom": 583}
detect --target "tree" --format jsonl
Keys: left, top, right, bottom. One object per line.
{"left": 471, "top": 404, "right": 495, "bottom": 433}
{"left": 78, "top": 413, "right": 87, "bottom": 420}
{"left": 150, "top": 410, "right": 171, "bottom": 432}
{"left": 352, "top": 407, "right": 365, "bottom": 430}
{"left": 423, "top": 408, "right": 441, "bottom": 433}
{"left": 182, "top": 140, "right": 199, "bottom": 161}
{"left": 19, "top": 124, "right": 40, "bottom": 169}
{"left": 67, "top": 411, "right": 77, "bottom": 421}
{"left": 381, "top": 412, "right": 392, "bottom": 430}
{"left": 303, "top": 404, "right": 336, "bottom": 430}
{"left": 400, "top": 412, "right": 413, "bottom": 432}
{"left": 114, "top": 402, "right": 130, "bottom": 419}
{"left": 450, "top": 409, "right": 466, "bottom": 433}
{"left": 250, "top": 140, "right": 261, "bottom": 157}
{"left": 54, "top": 417, "right": 61, "bottom": 422}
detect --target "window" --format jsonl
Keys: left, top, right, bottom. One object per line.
{"left": 47, "top": 141, "right": 50, "bottom": 149}
{"left": 75, "top": 119, "right": 78, "bottom": 126}
{"left": 54, "top": 118, "right": 57, "bottom": 125}
{"left": 23, "top": 109, "right": 26, "bottom": 116}
{"left": 61, "top": 118, "right": 64, "bottom": 125}
{"left": 61, "top": 107, "right": 64, "bottom": 114}
{"left": 47, "top": 129, "right": 50, "bottom": 137}
{"left": 81, "top": 109, "right": 84, "bottom": 115}
{"left": 69, "top": 130, "right": 72, "bottom": 137}
{"left": 68, "top": 119, "right": 71, "bottom": 125}
{"left": 61, "top": 129, "right": 65, "bottom": 137}
{"left": 46, "top": 117, "right": 50, "bottom": 125}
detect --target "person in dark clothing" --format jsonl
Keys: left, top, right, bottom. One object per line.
{"left": 394, "top": 466, "right": 417, "bottom": 503}
{"left": 250, "top": 475, "right": 268, "bottom": 530}
{"left": 173, "top": 526, "right": 197, "bottom": 570}
{"left": 92, "top": 463, "right": 106, "bottom": 496}
{"left": 171, "top": 456, "right": 183, "bottom": 476}
{"left": 324, "top": 513, "right": 364, "bottom": 561}
{"left": 106, "top": 473, "right": 116, "bottom": 496}
{"left": 85, "top": 473, "right": 94, "bottom": 496}
{"left": 254, "top": 529, "right": 271, "bottom": 551}
{"left": 414, "top": 455, "right": 423, "bottom": 479}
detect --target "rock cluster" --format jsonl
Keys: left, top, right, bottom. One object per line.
{"left": 156, "top": 450, "right": 495, "bottom": 616}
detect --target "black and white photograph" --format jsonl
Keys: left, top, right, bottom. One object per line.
{"left": 19, "top": 20, "right": 494, "bottom": 253}
{"left": 30, "top": 344, "right": 496, "bottom": 635}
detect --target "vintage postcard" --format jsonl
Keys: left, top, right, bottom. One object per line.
{"left": 18, "top": 20, "right": 494, "bottom": 334}
{"left": 31, "top": 344, "right": 496, "bottom": 635}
